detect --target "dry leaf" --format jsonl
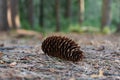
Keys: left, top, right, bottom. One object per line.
{"left": 96, "top": 45, "right": 105, "bottom": 51}
{"left": 49, "top": 68, "right": 55, "bottom": 72}
{"left": 0, "top": 60, "right": 4, "bottom": 64}
{"left": 0, "top": 52, "right": 3, "bottom": 58}
{"left": 69, "top": 77, "right": 75, "bottom": 80}
{"left": 99, "top": 70, "right": 104, "bottom": 77}
{"left": 94, "top": 63, "right": 99, "bottom": 69}
{"left": 91, "top": 70, "right": 104, "bottom": 78}
{"left": 20, "top": 56, "right": 29, "bottom": 60}
{"left": 91, "top": 74, "right": 98, "bottom": 78}
{"left": 0, "top": 43, "right": 4, "bottom": 47}
{"left": 9, "top": 62, "right": 17, "bottom": 67}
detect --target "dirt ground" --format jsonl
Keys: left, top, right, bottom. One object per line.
{"left": 0, "top": 33, "right": 120, "bottom": 80}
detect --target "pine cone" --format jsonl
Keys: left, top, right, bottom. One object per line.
{"left": 41, "top": 36, "right": 83, "bottom": 62}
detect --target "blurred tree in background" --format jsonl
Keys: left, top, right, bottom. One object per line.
{"left": 39, "top": 0, "right": 44, "bottom": 28}
{"left": 64, "top": 0, "right": 72, "bottom": 25}
{"left": 0, "top": 0, "right": 9, "bottom": 31}
{"left": 8, "top": 0, "right": 20, "bottom": 29}
{"left": 114, "top": 0, "right": 120, "bottom": 33}
{"left": 0, "top": 0, "right": 120, "bottom": 33}
{"left": 79, "top": 0, "right": 84, "bottom": 25}
{"left": 101, "top": 0, "right": 112, "bottom": 31}
{"left": 26, "top": 0, "right": 34, "bottom": 28}
{"left": 55, "top": 0, "right": 60, "bottom": 31}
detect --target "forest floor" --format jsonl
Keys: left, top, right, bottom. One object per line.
{"left": 0, "top": 32, "right": 120, "bottom": 80}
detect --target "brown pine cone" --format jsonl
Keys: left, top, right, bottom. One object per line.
{"left": 41, "top": 36, "right": 83, "bottom": 62}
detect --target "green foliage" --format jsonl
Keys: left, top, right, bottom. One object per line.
{"left": 19, "top": 0, "right": 119, "bottom": 33}
{"left": 21, "top": 20, "right": 32, "bottom": 30}
{"left": 112, "top": 0, "right": 120, "bottom": 23}
{"left": 102, "top": 27, "right": 111, "bottom": 34}
{"left": 69, "top": 24, "right": 100, "bottom": 33}
{"left": 69, "top": 24, "right": 83, "bottom": 33}
{"left": 33, "top": 24, "right": 43, "bottom": 32}
{"left": 102, "top": 26, "right": 117, "bottom": 34}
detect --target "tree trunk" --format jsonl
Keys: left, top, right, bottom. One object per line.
{"left": 64, "top": 0, "right": 72, "bottom": 20}
{"left": 101, "top": 0, "right": 112, "bottom": 30}
{"left": 64, "top": 0, "right": 72, "bottom": 26}
{"left": 79, "top": 0, "right": 85, "bottom": 25}
{"left": 116, "top": 23, "right": 120, "bottom": 32}
{"left": 0, "top": 0, "right": 9, "bottom": 31}
{"left": 7, "top": 0, "right": 20, "bottom": 29}
{"left": 116, "top": 0, "right": 120, "bottom": 33}
{"left": 39, "top": 0, "right": 44, "bottom": 27}
{"left": 55, "top": 0, "right": 60, "bottom": 32}
{"left": 26, "top": 0, "right": 34, "bottom": 28}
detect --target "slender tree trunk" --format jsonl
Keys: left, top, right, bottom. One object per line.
{"left": 116, "top": 23, "right": 120, "bottom": 32}
{"left": 116, "top": 0, "right": 120, "bottom": 33}
{"left": 26, "top": 0, "right": 34, "bottom": 28}
{"left": 101, "top": 0, "right": 112, "bottom": 30}
{"left": 55, "top": 0, "right": 60, "bottom": 32}
{"left": 64, "top": 0, "right": 72, "bottom": 26}
{"left": 39, "top": 0, "right": 44, "bottom": 27}
{"left": 64, "top": 0, "right": 72, "bottom": 20}
{"left": 0, "top": 0, "right": 9, "bottom": 31}
{"left": 79, "top": 0, "right": 85, "bottom": 25}
{"left": 7, "top": 0, "right": 20, "bottom": 29}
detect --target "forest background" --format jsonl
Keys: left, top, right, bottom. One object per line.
{"left": 0, "top": 0, "right": 120, "bottom": 34}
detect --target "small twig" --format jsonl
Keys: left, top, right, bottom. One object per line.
{"left": 103, "top": 72, "right": 120, "bottom": 77}
{"left": 0, "top": 47, "right": 15, "bottom": 51}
